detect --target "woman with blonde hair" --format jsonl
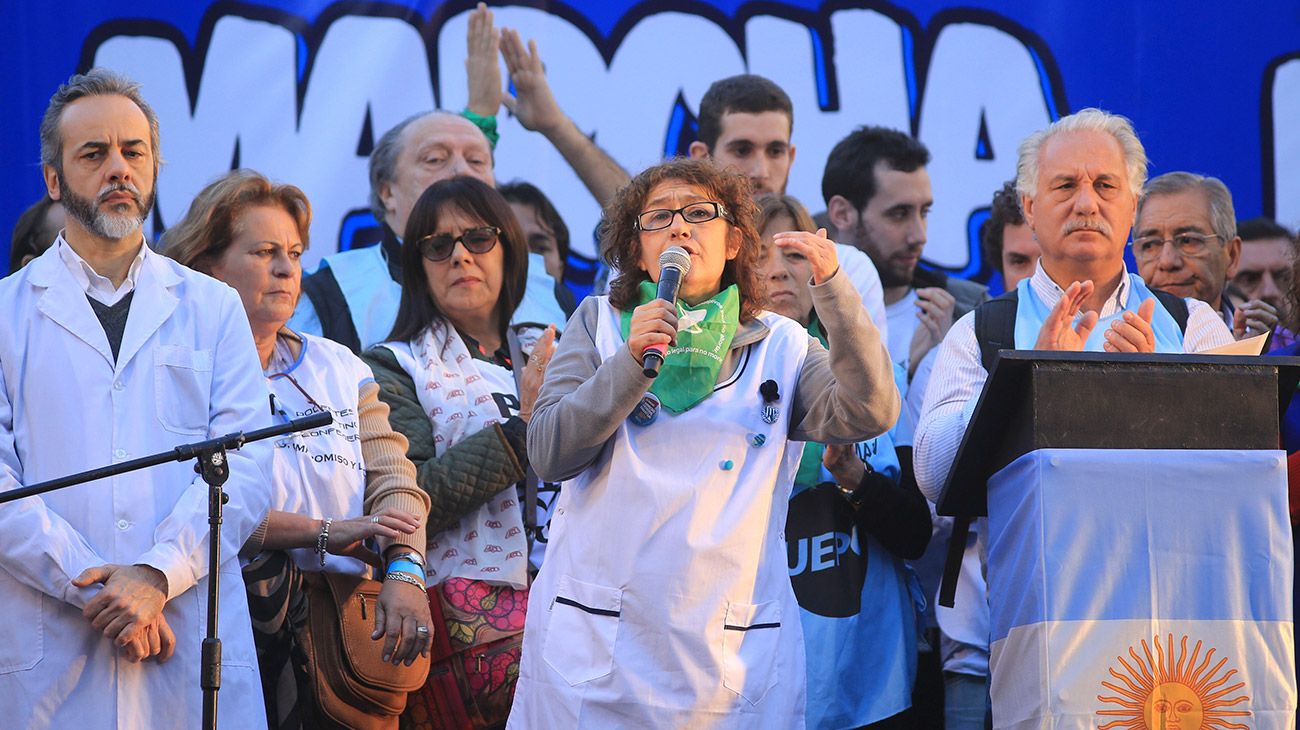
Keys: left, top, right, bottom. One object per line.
{"left": 165, "top": 169, "right": 433, "bottom": 728}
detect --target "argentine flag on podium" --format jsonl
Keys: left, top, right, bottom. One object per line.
{"left": 985, "top": 448, "right": 1296, "bottom": 729}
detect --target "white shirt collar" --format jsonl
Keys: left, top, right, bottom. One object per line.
{"left": 56, "top": 233, "right": 149, "bottom": 306}
{"left": 1028, "top": 260, "right": 1130, "bottom": 318}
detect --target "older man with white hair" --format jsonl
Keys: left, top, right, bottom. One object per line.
{"left": 911, "top": 110, "right": 1237, "bottom": 724}
{"left": 913, "top": 108, "right": 1234, "bottom": 498}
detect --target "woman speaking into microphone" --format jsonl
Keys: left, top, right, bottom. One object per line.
{"left": 508, "top": 158, "right": 899, "bottom": 727}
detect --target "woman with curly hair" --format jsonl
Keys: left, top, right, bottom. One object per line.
{"left": 507, "top": 157, "right": 900, "bottom": 727}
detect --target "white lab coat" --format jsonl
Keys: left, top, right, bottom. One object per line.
{"left": 0, "top": 242, "right": 273, "bottom": 729}
{"left": 509, "top": 300, "right": 809, "bottom": 728}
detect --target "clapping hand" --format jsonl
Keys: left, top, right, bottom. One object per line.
{"left": 1101, "top": 298, "right": 1156, "bottom": 353}
{"left": 1233, "top": 299, "right": 1279, "bottom": 341}
{"left": 909, "top": 287, "right": 956, "bottom": 376}
{"left": 519, "top": 325, "right": 558, "bottom": 422}
{"left": 1034, "top": 280, "right": 1100, "bottom": 351}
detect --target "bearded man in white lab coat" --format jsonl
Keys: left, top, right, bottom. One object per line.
{"left": 0, "top": 69, "right": 273, "bottom": 728}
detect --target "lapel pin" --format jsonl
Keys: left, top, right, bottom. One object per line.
{"left": 760, "top": 379, "right": 780, "bottom": 424}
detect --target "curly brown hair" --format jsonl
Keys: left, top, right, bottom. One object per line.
{"left": 604, "top": 157, "right": 764, "bottom": 321}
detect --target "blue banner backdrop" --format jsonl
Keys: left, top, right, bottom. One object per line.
{"left": 5, "top": 1, "right": 1298, "bottom": 283}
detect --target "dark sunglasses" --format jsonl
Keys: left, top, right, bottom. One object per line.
{"left": 416, "top": 226, "right": 501, "bottom": 262}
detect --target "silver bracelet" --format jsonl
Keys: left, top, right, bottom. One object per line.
{"left": 316, "top": 518, "right": 333, "bottom": 568}
{"left": 384, "top": 571, "right": 425, "bottom": 590}
{"left": 385, "top": 549, "right": 426, "bottom": 568}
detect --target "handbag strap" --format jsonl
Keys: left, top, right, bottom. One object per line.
{"left": 506, "top": 327, "right": 540, "bottom": 557}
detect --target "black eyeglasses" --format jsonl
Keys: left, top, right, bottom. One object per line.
{"left": 634, "top": 202, "right": 732, "bottom": 231}
{"left": 415, "top": 226, "right": 501, "bottom": 262}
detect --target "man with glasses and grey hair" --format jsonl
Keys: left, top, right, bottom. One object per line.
{"left": 0, "top": 68, "right": 272, "bottom": 727}
{"left": 1134, "top": 171, "right": 1280, "bottom": 341}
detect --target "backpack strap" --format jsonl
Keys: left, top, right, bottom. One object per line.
{"left": 300, "top": 266, "right": 363, "bottom": 354}
{"left": 974, "top": 290, "right": 1020, "bottom": 373}
{"left": 1149, "top": 288, "right": 1190, "bottom": 333}
{"left": 943, "top": 289, "right": 1017, "bottom": 609}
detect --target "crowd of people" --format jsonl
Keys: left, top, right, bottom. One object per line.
{"left": 3, "top": 3, "right": 1298, "bottom": 729}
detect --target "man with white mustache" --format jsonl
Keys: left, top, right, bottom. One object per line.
{"left": 912, "top": 107, "right": 1234, "bottom": 506}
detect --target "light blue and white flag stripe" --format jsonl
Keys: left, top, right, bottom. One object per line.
{"left": 986, "top": 449, "right": 1296, "bottom": 729}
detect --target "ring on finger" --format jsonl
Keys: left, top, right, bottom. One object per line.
{"left": 371, "top": 515, "right": 380, "bottom": 524}
{"left": 416, "top": 625, "right": 429, "bottom": 634}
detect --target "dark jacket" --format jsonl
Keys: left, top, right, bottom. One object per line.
{"left": 361, "top": 345, "right": 529, "bottom": 538}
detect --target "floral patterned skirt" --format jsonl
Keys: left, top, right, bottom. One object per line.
{"left": 401, "top": 578, "right": 529, "bottom": 730}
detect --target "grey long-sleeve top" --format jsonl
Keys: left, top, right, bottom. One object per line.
{"left": 527, "top": 269, "right": 901, "bottom": 482}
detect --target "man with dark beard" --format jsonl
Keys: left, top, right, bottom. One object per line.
{"left": 822, "top": 126, "right": 988, "bottom": 379}
{"left": 0, "top": 68, "right": 272, "bottom": 728}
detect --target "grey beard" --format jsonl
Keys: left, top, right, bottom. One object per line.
{"left": 59, "top": 175, "right": 152, "bottom": 241}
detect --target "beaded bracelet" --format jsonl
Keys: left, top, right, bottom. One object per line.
{"left": 316, "top": 518, "right": 333, "bottom": 567}
{"left": 385, "top": 571, "right": 425, "bottom": 590}
{"left": 387, "top": 559, "right": 425, "bottom": 580}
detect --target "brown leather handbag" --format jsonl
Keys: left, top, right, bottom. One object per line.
{"left": 299, "top": 571, "right": 431, "bottom": 729}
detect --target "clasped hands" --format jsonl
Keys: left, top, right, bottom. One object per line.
{"left": 1034, "top": 280, "right": 1157, "bottom": 353}
{"left": 73, "top": 563, "right": 172, "bottom": 664}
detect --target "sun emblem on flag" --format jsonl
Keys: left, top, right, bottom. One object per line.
{"left": 1096, "top": 634, "right": 1250, "bottom": 729}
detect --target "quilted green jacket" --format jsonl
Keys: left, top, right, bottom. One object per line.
{"left": 361, "top": 346, "right": 529, "bottom": 539}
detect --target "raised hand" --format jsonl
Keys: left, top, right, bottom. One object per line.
{"left": 770, "top": 227, "right": 839, "bottom": 284}
{"left": 465, "top": 2, "right": 503, "bottom": 117}
{"left": 1034, "top": 280, "right": 1100, "bottom": 351}
{"left": 499, "top": 28, "right": 566, "bottom": 135}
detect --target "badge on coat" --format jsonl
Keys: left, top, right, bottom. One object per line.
{"left": 760, "top": 379, "right": 780, "bottom": 424}
{"left": 629, "top": 392, "right": 661, "bottom": 426}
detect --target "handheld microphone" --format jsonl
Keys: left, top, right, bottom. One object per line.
{"left": 642, "top": 246, "right": 692, "bottom": 377}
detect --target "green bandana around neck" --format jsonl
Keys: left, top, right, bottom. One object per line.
{"left": 796, "top": 314, "right": 829, "bottom": 487}
{"left": 620, "top": 281, "right": 740, "bottom": 413}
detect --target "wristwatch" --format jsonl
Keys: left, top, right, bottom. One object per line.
{"left": 838, "top": 463, "right": 874, "bottom": 509}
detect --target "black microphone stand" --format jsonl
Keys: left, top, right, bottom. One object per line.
{"left": 0, "top": 411, "right": 332, "bottom": 730}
